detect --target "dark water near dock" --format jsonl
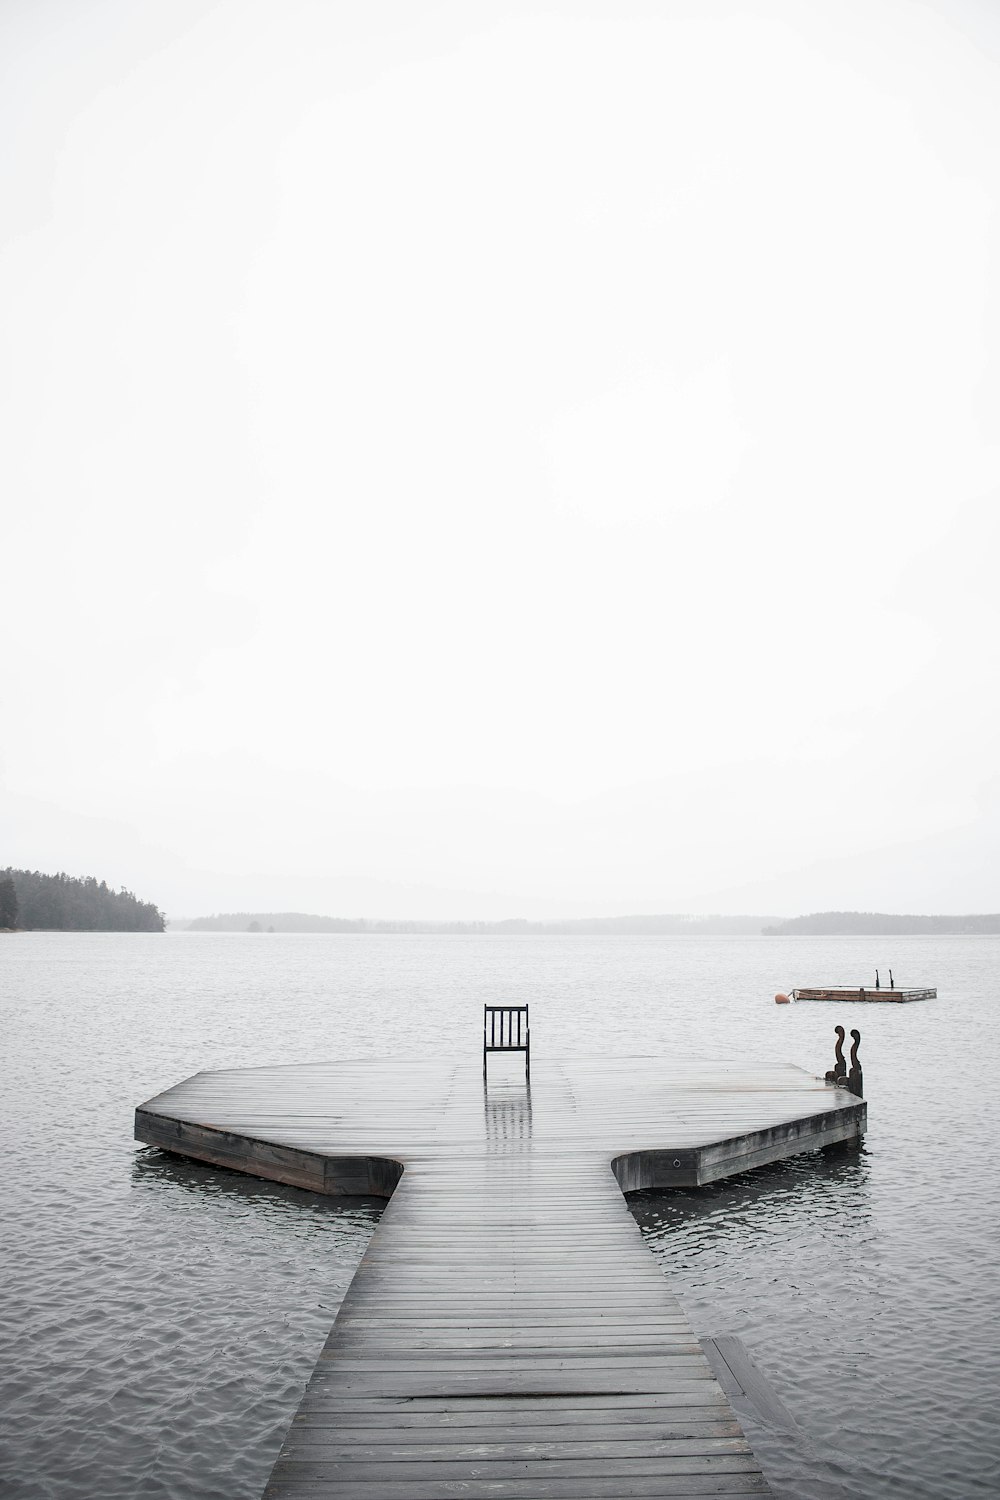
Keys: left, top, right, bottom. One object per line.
{"left": 2, "top": 932, "right": 998, "bottom": 1499}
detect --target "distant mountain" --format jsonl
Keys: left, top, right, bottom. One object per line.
{"left": 184, "top": 911, "right": 778, "bottom": 936}
{"left": 1, "top": 868, "right": 164, "bottom": 931}
{"left": 763, "top": 911, "right": 1000, "bottom": 936}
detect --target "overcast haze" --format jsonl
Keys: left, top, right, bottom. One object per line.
{"left": 3, "top": 0, "right": 999, "bottom": 921}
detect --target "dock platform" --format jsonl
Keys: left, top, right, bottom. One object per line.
{"left": 791, "top": 986, "right": 935, "bottom": 1003}
{"left": 135, "top": 1056, "right": 865, "bottom": 1499}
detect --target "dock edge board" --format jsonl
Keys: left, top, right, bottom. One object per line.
{"left": 134, "top": 1109, "right": 403, "bottom": 1197}
{"left": 612, "top": 1098, "right": 866, "bottom": 1190}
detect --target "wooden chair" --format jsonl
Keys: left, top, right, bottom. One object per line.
{"left": 483, "top": 1004, "right": 530, "bottom": 1081}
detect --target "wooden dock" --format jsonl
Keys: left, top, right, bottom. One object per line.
{"left": 791, "top": 986, "right": 935, "bottom": 1003}
{"left": 135, "top": 1056, "right": 865, "bottom": 1499}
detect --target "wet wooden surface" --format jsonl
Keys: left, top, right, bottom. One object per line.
{"left": 136, "top": 1056, "right": 865, "bottom": 1498}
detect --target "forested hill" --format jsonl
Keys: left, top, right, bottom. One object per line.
{"left": 0, "top": 869, "right": 165, "bottom": 931}
{"left": 763, "top": 911, "right": 1000, "bottom": 936}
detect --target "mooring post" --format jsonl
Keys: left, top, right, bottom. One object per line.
{"left": 825, "top": 1025, "right": 847, "bottom": 1084}
{"left": 848, "top": 1029, "right": 863, "bottom": 1097}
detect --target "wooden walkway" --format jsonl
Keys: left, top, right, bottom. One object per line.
{"left": 136, "top": 1056, "right": 865, "bottom": 1499}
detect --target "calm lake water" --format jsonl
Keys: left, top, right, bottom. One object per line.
{"left": 2, "top": 931, "right": 998, "bottom": 1499}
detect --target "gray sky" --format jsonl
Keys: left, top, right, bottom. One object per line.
{"left": 3, "top": 0, "right": 999, "bottom": 920}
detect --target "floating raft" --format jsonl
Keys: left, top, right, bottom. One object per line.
{"left": 135, "top": 1055, "right": 866, "bottom": 1500}
{"left": 791, "top": 986, "right": 935, "bottom": 1003}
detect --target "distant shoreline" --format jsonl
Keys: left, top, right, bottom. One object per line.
{"left": 762, "top": 911, "right": 1000, "bottom": 936}
{"left": 179, "top": 912, "right": 773, "bottom": 936}
{"left": 173, "top": 909, "right": 1000, "bottom": 937}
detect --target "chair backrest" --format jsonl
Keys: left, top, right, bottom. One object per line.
{"left": 483, "top": 1004, "right": 529, "bottom": 1053}
{"left": 483, "top": 1004, "right": 530, "bottom": 1080}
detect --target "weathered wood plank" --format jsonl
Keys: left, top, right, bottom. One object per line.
{"left": 264, "top": 1477, "right": 770, "bottom": 1498}
{"left": 287, "top": 1419, "right": 744, "bottom": 1444}
{"left": 279, "top": 1436, "right": 754, "bottom": 1460}
{"left": 700, "top": 1338, "right": 799, "bottom": 1433}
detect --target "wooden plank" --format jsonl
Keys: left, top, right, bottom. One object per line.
{"left": 262, "top": 1470, "right": 773, "bottom": 1494}
{"left": 290, "top": 1393, "right": 737, "bottom": 1417}
{"left": 288, "top": 1419, "right": 746, "bottom": 1440}
{"left": 268, "top": 1456, "right": 765, "bottom": 1480}
{"left": 700, "top": 1338, "right": 799, "bottom": 1433}
{"left": 279, "top": 1436, "right": 754, "bottom": 1458}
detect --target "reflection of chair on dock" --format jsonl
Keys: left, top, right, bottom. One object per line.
{"left": 483, "top": 1003, "right": 530, "bottom": 1080}
{"left": 483, "top": 1082, "right": 533, "bottom": 1148}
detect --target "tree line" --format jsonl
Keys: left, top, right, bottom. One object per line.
{"left": 0, "top": 868, "right": 165, "bottom": 931}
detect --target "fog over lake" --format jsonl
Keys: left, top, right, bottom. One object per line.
{"left": 3, "top": 0, "right": 1000, "bottom": 921}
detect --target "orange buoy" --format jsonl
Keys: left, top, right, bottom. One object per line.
{"left": 774, "top": 992, "right": 791, "bottom": 1004}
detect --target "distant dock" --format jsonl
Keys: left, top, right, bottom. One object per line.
{"left": 791, "top": 985, "right": 935, "bottom": 1003}
{"left": 135, "top": 1055, "right": 865, "bottom": 1499}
